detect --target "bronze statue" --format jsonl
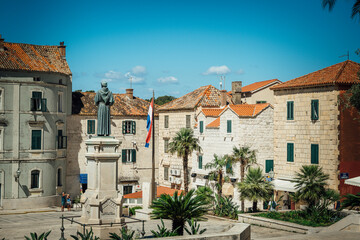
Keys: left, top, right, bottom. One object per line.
{"left": 95, "top": 80, "right": 114, "bottom": 136}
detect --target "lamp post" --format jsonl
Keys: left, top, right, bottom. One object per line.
{"left": 269, "top": 169, "right": 274, "bottom": 180}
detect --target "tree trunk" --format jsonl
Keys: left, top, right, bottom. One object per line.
{"left": 240, "top": 161, "right": 245, "bottom": 212}
{"left": 183, "top": 152, "right": 189, "bottom": 194}
{"left": 218, "top": 170, "right": 223, "bottom": 197}
{"left": 172, "top": 219, "right": 184, "bottom": 236}
{"left": 253, "top": 201, "right": 258, "bottom": 212}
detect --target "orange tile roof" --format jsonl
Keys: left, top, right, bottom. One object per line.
{"left": 159, "top": 85, "right": 233, "bottom": 111}
{"left": 72, "top": 91, "right": 158, "bottom": 116}
{"left": 124, "top": 186, "right": 183, "bottom": 199}
{"left": 271, "top": 60, "right": 360, "bottom": 90}
{"left": 206, "top": 117, "right": 220, "bottom": 128}
{"left": 228, "top": 103, "right": 270, "bottom": 117}
{"left": 242, "top": 79, "right": 280, "bottom": 92}
{"left": 0, "top": 42, "right": 71, "bottom": 75}
{"left": 202, "top": 107, "right": 225, "bottom": 117}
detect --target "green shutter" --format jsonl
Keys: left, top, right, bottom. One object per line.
{"left": 122, "top": 149, "right": 127, "bottom": 163}
{"left": 226, "top": 161, "right": 232, "bottom": 173}
{"left": 132, "top": 121, "right": 136, "bottom": 134}
{"left": 311, "top": 144, "right": 319, "bottom": 164}
{"left": 41, "top": 98, "right": 47, "bottom": 112}
{"left": 32, "top": 130, "right": 41, "bottom": 150}
{"left": 287, "top": 143, "right": 294, "bottom": 162}
{"left": 265, "top": 160, "right": 274, "bottom": 173}
{"left": 122, "top": 121, "right": 126, "bottom": 134}
{"left": 198, "top": 156, "right": 203, "bottom": 169}
{"left": 311, "top": 100, "right": 319, "bottom": 120}
{"left": 200, "top": 121, "right": 203, "bottom": 133}
{"left": 132, "top": 149, "right": 136, "bottom": 162}
{"left": 227, "top": 120, "right": 232, "bottom": 133}
{"left": 87, "top": 120, "right": 95, "bottom": 134}
{"left": 287, "top": 101, "right": 294, "bottom": 120}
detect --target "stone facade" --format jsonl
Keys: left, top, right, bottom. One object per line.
{"left": 240, "top": 79, "right": 281, "bottom": 105}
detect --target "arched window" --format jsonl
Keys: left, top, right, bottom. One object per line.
{"left": 31, "top": 170, "right": 40, "bottom": 189}
{"left": 57, "top": 168, "right": 62, "bottom": 187}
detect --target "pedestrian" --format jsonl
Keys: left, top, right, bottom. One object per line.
{"left": 61, "top": 192, "right": 66, "bottom": 212}
{"left": 66, "top": 194, "right": 71, "bottom": 211}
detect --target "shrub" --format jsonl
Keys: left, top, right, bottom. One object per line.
{"left": 109, "top": 227, "right": 135, "bottom": 240}
{"left": 25, "top": 230, "right": 51, "bottom": 240}
{"left": 129, "top": 206, "right": 142, "bottom": 216}
{"left": 71, "top": 228, "right": 99, "bottom": 240}
{"left": 214, "top": 194, "right": 239, "bottom": 219}
{"left": 150, "top": 219, "right": 178, "bottom": 238}
{"left": 184, "top": 219, "right": 207, "bottom": 235}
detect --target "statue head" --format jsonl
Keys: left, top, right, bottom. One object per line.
{"left": 101, "top": 80, "right": 108, "bottom": 88}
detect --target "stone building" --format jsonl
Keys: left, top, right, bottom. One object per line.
{"left": 271, "top": 60, "right": 360, "bottom": 208}
{"left": 0, "top": 35, "right": 72, "bottom": 209}
{"left": 157, "top": 84, "right": 235, "bottom": 189}
{"left": 66, "top": 89, "right": 158, "bottom": 198}
{"left": 238, "top": 79, "right": 281, "bottom": 105}
{"left": 191, "top": 103, "right": 273, "bottom": 208}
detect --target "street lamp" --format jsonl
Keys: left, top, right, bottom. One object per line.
{"left": 15, "top": 169, "right": 21, "bottom": 181}
{"left": 269, "top": 169, "right": 275, "bottom": 179}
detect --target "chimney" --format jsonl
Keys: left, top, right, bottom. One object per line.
{"left": 126, "top": 89, "right": 133, "bottom": 99}
{"left": 220, "top": 90, "right": 227, "bottom": 107}
{"left": 232, "top": 81, "right": 242, "bottom": 104}
{"left": 58, "top": 41, "right": 66, "bottom": 59}
{"left": 0, "top": 34, "right": 4, "bottom": 52}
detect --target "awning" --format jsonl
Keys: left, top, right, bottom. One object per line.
{"left": 272, "top": 179, "right": 297, "bottom": 192}
{"left": 345, "top": 176, "right": 360, "bottom": 187}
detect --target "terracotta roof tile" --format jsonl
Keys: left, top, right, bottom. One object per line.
{"left": 159, "top": 85, "right": 233, "bottom": 111}
{"left": 202, "top": 107, "right": 225, "bottom": 117}
{"left": 72, "top": 91, "right": 157, "bottom": 116}
{"left": 124, "top": 186, "right": 183, "bottom": 199}
{"left": 242, "top": 79, "right": 281, "bottom": 92}
{"left": 229, "top": 103, "right": 270, "bottom": 117}
{"left": 0, "top": 42, "right": 71, "bottom": 75}
{"left": 271, "top": 60, "right": 360, "bottom": 90}
{"left": 206, "top": 117, "right": 220, "bottom": 128}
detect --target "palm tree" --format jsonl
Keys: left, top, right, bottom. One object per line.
{"left": 168, "top": 128, "right": 201, "bottom": 193}
{"left": 195, "top": 186, "right": 214, "bottom": 205}
{"left": 341, "top": 192, "right": 360, "bottom": 210}
{"left": 292, "top": 165, "right": 329, "bottom": 207}
{"left": 205, "top": 154, "right": 233, "bottom": 197}
{"left": 322, "top": 0, "right": 360, "bottom": 20}
{"left": 150, "top": 189, "right": 208, "bottom": 236}
{"left": 231, "top": 146, "right": 256, "bottom": 211}
{"left": 237, "top": 167, "right": 273, "bottom": 212}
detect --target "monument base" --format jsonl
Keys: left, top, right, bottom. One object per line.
{"left": 135, "top": 208, "right": 153, "bottom": 220}
{"left": 77, "top": 220, "right": 126, "bottom": 240}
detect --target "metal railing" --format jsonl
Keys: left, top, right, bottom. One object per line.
{"left": 59, "top": 214, "right": 146, "bottom": 240}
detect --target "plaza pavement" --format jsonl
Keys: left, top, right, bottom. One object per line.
{"left": 0, "top": 208, "right": 358, "bottom": 239}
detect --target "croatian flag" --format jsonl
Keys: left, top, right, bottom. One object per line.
{"left": 145, "top": 98, "right": 154, "bottom": 148}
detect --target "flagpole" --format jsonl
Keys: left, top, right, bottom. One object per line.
{"left": 151, "top": 90, "right": 156, "bottom": 202}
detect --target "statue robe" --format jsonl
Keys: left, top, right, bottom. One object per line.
{"left": 95, "top": 87, "right": 115, "bottom": 136}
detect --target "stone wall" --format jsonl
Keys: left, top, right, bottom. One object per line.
{"left": 273, "top": 86, "right": 340, "bottom": 189}
{"left": 243, "top": 87, "right": 276, "bottom": 105}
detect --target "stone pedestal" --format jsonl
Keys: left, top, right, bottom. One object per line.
{"left": 80, "top": 136, "right": 123, "bottom": 224}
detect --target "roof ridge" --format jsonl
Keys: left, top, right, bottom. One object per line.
{"left": 333, "top": 60, "right": 349, "bottom": 84}
{"left": 194, "top": 85, "right": 212, "bottom": 107}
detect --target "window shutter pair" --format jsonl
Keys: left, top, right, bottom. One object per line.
{"left": 311, "top": 144, "right": 319, "bottom": 164}
{"left": 198, "top": 156, "right": 203, "bottom": 169}
{"left": 122, "top": 149, "right": 136, "bottom": 163}
{"left": 287, "top": 101, "right": 294, "bottom": 120}
{"left": 227, "top": 120, "right": 232, "bottom": 133}
{"left": 87, "top": 120, "right": 95, "bottom": 134}
{"left": 31, "top": 130, "right": 42, "bottom": 150}
{"left": 122, "top": 121, "right": 136, "bottom": 134}
{"left": 311, "top": 100, "right": 319, "bottom": 120}
{"left": 287, "top": 143, "right": 294, "bottom": 162}
{"left": 265, "top": 160, "right": 274, "bottom": 173}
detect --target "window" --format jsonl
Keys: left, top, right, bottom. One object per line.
{"left": 57, "top": 130, "right": 67, "bottom": 149}
{"left": 31, "top": 130, "right": 42, "bottom": 150}
{"left": 186, "top": 115, "right": 191, "bottom": 128}
{"left": 200, "top": 121, "right": 204, "bottom": 134}
{"left": 59, "top": 79, "right": 63, "bottom": 85}
{"left": 87, "top": 120, "right": 96, "bottom": 134}
{"left": 256, "top": 101, "right": 267, "bottom": 104}
{"left": 123, "top": 186, "right": 133, "bottom": 195}
{"left": 33, "top": 77, "right": 40, "bottom": 81}
{"left": 164, "top": 166, "right": 169, "bottom": 181}
{"left": 31, "top": 91, "right": 46, "bottom": 112}
{"left": 31, "top": 170, "right": 40, "bottom": 188}
{"left": 311, "top": 100, "right": 319, "bottom": 121}
{"left": 164, "top": 139, "right": 169, "bottom": 153}
{"left": 227, "top": 120, "right": 232, "bottom": 133}
{"left": 265, "top": 160, "right": 274, "bottom": 173}
{"left": 311, "top": 144, "right": 319, "bottom": 164}
{"left": 58, "top": 92, "right": 63, "bottom": 112}
{"left": 122, "top": 149, "right": 136, "bottom": 163}
{"left": 164, "top": 115, "right": 169, "bottom": 128}
{"left": 57, "top": 168, "right": 62, "bottom": 187}
{"left": 122, "top": 121, "right": 136, "bottom": 134}
{"left": 198, "top": 155, "right": 203, "bottom": 169}
{"left": 287, "top": 143, "right": 294, "bottom": 162}
{"left": 287, "top": 101, "right": 294, "bottom": 120}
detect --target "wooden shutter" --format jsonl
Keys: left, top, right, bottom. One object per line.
{"left": 265, "top": 160, "right": 274, "bottom": 173}
{"left": 32, "top": 130, "right": 41, "bottom": 150}
{"left": 227, "top": 120, "right": 232, "bottom": 133}
{"left": 200, "top": 121, "right": 203, "bottom": 133}
{"left": 198, "top": 156, "right": 203, "bottom": 169}
{"left": 132, "top": 121, "right": 136, "bottom": 134}
{"left": 287, "top": 143, "right": 294, "bottom": 162}
{"left": 287, "top": 101, "right": 294, "bottom": 120}
{"left": 311, "top": 100, "right": 319, "bottom": 120}
{"left": 122, "top": 121, "right": 126, "bottom": 134}
{"left": 122, "top": 149, "right": 127, "bottom": 163}
{"left": 132, "top": 149, "right": 136, "bottom": 162}
{"left": 41, "top": 98, "right": 47, "bottom": 112}
{"left": 311, "top": 144, "right": 319, "bottom": 164}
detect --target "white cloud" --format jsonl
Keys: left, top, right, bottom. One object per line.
{"left": 157, "top": 76, "right": 178, "bottom": 83}
{"left": 203, "top": 65, "right": 231, "bottom": 75}
{"left": 131, "top": 65, "right": 146, "bottom": 75}
{"left": 125, "top": 72, "right": 144, "bottom": 83}
{"left": 104, "top": 70, "right": 122, "bottom": 79}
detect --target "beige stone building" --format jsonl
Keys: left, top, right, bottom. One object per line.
{"left": 271, "top": 60, "right": 360, "bottom": 209}
{"left": 66, "top": 89, "right": 158, "bottom": 198}
{"left": 236, "top": 79, "right": 281, "bottom": 105}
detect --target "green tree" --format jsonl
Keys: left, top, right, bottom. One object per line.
{"left": 145, "top": 95, "right": 176, "bottom": 105}
{"left": 322, "top": 0, "right": 360, "bottom": 20}
{"left": 292, "top": 165, "right": 329, "bottom": 207}
{"left": 195, "top": 186, "right": 214, "bottom": 205}
{"left": 150, "top": 189, "right": 209, "bottom": 236}
{"left": 237, "top": 167, "right": 273, "bottom": 212}
{"left": 231, "top": 146, "right": 256, "bottom": 211}
{"left": 341, "top": 192, "right": 360, "bottom": 210}
{"left": 168, "top": 128, "right": 201, "bottom": 193}
{"left": 205, "top": 154, "right": 232, "bottom": 197}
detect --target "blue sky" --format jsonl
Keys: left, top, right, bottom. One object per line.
{"left": 1, "top": 0, "right": 360, "bottom": 99}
